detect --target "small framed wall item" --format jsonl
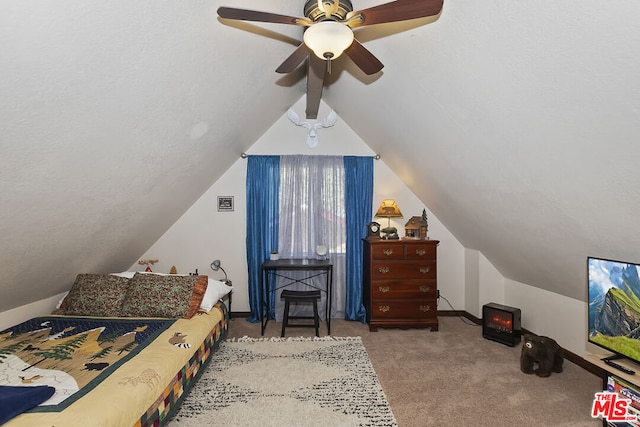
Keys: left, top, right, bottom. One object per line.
{"left": 217, "top": 196, "right": 234, "bottom": 212}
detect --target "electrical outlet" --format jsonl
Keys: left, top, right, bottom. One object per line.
{"left": 437, "top": 289, "right": 441, "bottom": 298}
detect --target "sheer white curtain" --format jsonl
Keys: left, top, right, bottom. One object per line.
{"left": 274, "top": 155, "right": 346, "bottom": 321}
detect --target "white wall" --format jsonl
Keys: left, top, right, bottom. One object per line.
{"left": 505, "top": 279, "right": 595, "bottom": 355}
{"left": 464, "top": 248, "right": 505, "bottom": 318}
{"left": 127, "top": 158, "right": 249, "bottom": 285}
{"left": 133, "top": 99, "right": 467, "bottom": 315}
{"left": 469, "top": 252, "right": 590, "bottom": 355}
{"left": 478, "top": 252, "right": 506, "bottom": 315}
{"left": 464, "top": 249, "right": 480, "bottom": 317}
{"left": 2, "top": 98, "right": 594, "bottom": 357}
{"left": 373, "top": 163, "right": 466, "bottom": 313}
{"left": 0, "top": 292, "right": 65, "bottom": 330}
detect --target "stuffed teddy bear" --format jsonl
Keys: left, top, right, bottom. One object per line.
{"left": 520, "top": 334, "right": 564, "bottom": 377}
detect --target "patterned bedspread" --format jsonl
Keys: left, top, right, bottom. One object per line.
{"left": 0, "top": 316, "right": 175, "bottom": 411}
{"left": 0, "top": 305, "right": 226, "bottom": 427}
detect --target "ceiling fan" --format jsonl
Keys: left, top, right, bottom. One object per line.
{"left": 217, "top": 0, "right": 444, "bottom": 119}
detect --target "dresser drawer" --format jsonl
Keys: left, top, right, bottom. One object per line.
{"left": 405, "top": 244, "right": 436, "bottom": 260}
{"left": 370, "top": 299, "right": 437, "bottom": 320}
{"left": 371, "top": 261, "right": 436, "bottom": 279}
{"left": 371, "top": 280, "right": 437, "bottom": 298}
{"left": 363, "top": 239, "right": 439, "bottom": 332}
{"left": 370, "top": 244, "right": 405, "bottom": 259}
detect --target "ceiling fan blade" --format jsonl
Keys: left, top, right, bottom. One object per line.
{"left": 276, "top": 43, "right": 310, "bottom": 74}
{"left": 344, "top": 39, "right": 384, "bottom": 75}
{"left": 346, "top": 0, "right": 444, "bottom": 28}
{"left": 217, "top": 7, "right": 312, "bottom": 26}
{"left": 306, "top": 55, "right": 326, "bottom": 119}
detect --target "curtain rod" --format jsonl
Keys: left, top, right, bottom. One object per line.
{"left": 240, "top": 153, "right": 380, "bottom": 160}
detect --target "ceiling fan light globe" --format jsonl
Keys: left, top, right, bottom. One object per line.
{"left": 303, "top": 21, "right": 353, "bottom": 60}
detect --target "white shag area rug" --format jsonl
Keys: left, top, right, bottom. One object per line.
{"left": 167, "top": 336, "right": 397, "bottom": 427}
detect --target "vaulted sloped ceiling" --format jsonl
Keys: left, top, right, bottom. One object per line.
{"left": 2, "top": 0, "right": 640, "bottom": 313}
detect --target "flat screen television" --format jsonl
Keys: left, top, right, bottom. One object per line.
{"left": 588, "top": 256, "right": 640, "bottom": 365}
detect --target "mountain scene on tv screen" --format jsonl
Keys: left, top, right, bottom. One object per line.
{"left": 589, "top": 260, "right": 640, "bottom": 359}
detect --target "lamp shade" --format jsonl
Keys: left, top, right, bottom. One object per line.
{"left": 303, "top": 21, "right": 354, "bottom": 60}
{"left": 375, "top": 200, "right": 403, "bottom": 218}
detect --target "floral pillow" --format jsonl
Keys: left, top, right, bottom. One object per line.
{"left": 56, "top": 274, "right": 131, "bottom": 317}
{"left": 110, "top": 272, "right": 232, "bottom": 312}
{"left": 119, "top": 273, "right": 207, "bottom": 319}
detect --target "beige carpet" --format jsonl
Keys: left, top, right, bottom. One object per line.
{"left": 167, "top": 336, "right": 396, "bottom": 427}
{"left": 224, "top": 315, "right": 603, "bottom": 427}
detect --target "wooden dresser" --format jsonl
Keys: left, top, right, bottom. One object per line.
{"left": 363, "top": 239, "right": 439, "bottom": 332}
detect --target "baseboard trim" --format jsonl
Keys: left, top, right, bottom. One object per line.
{"left": 228, "top": 311, "right": 251, "bottom": 319}
{"left": 562, "top": 347, "right": 606, "bottom": 377}
{"left": 228, "top": 308, "right": 604, "bottom": 378}
{"left": 437, "top": 309, "right": 604, "bottom": 379}
{"left": 437, "top": 309, "right": 481, "bottom": 324}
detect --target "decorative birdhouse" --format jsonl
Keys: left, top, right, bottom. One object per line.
{"left": 405, "top": 216, "right": 428, "bottom": 239}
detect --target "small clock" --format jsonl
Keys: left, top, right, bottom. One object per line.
{"left": 367, "top": 221, "right": 381, "bottom": 240}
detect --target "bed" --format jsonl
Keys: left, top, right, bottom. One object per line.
{"left": 0, "top": 272, "right": 231, "bottom": 426}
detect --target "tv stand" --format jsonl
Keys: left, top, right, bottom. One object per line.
{"left": 602, "top": 355, "right": 636, "bottom": 375}
{"left": 587, "top": 353, "right": 640, "bottom": 382}
{"left": 585, "top": 354, "right": 640, "bottom": 426}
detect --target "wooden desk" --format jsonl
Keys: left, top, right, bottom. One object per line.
{"left": 260, "top": 259, "right": 333, "bottom": 336}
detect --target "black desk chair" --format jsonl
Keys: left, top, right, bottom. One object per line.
{"left": 280, "top": 290, "right": 321, "bottom": 337}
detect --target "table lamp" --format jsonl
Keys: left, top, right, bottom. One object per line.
{"left": 374, "top": 200, "right": 403, "bottom": 240}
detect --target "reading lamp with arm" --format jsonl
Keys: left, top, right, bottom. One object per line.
{"left": 210, "top": 259, "right": 228, "bottom": 283}
{"left": 374, "top": 199, "right": 403, "bottom": 240}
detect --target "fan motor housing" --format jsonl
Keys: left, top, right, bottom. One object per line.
{"left": 304, "top": 0, "right": 353, "bottom": 22}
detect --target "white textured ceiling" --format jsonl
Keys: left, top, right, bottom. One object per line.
{"left": 2, "top": 0, "right": 640, "bottom": 312}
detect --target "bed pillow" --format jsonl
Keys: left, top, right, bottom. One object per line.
{"left": 110, "top": 271, "right": 136, "bottom": 279}
{"left": 111, "top": 272, "right": 230, "bottom": 312}
{"left": 201, "top": 278, "right": 233, "bottom": 312}
{"left": 119, "top": 273, "right": 207, "bottom": 319}
{"left": 55, "top": 291, "right": 69, "bottom": 309}
{"left": 56, "top": 274, "right": 131, "bottom": 317}
{"left": 0, "top": 385, "right": 56, "bottom": 424}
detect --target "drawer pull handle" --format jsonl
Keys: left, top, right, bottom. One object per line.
{"left": 419, "top": 305, "right": 431, "bottom": 312}
{"left": 419, "top": 285, "right": 431, "bottom": 293}
{"left": 382, "top": 249, "right": 394, "bottom": 256}
{"left": 416, "top": 249, "right": 426, "bottom": 256}
{"left": 419, "top": 267, "right": 431, "bottom": 274}
{"left": 378, "top": 305, "right": 390, "bottom": 312}
{"left": 378, "top": 266, "right": 390, "bottom": 274}
{"left": 379, "top": 286, "right": 390, "bottom": 293}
